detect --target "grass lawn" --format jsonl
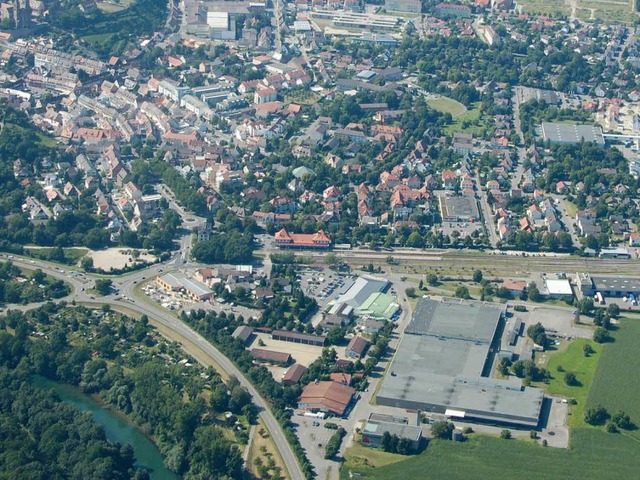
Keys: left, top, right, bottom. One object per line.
{"left": 586, "top": 319, "right": 640, "bottom": 439}
{"left": 25, "top": 247, "right": 88, "bottom": 266}
{"left": 340, "top": 429, "right": 640, "bottom": 480}
{"left": 426, "top": 97, "right": 467, "bottom": 117}
{"left": 342, "top": 443, "right": 405, "bottom": 471}
{"left": 531, "top": 338, "right": 600, "bottom": 428}
{"left": 442, "top": 102, "right": 493, "bottom": 136}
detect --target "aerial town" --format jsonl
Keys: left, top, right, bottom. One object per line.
{"left": 0, "top": 0, "right": 640, "bottom": 479}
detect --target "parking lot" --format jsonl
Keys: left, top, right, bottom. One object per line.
{"left": 438, "top": 221, "right": 483, "bottom": 239}
{"left": 298, "top": 267, "right": 354, "bottom": 306}
{"left": 291, "top": 414, "right": 343, "bottom": 479}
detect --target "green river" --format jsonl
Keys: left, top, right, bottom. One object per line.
{"left": 33, "top": 376, "right": 178, "bottom": 480}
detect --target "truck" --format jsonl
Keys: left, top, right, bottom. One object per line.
{"left": 630, "top": 294, "right": 637, "bottom": 306}
{"left": 595, "top": 292, "right": 605, "bottom": 305}
{"left": 303, "top": 412, "right": 326, "bottom": 419}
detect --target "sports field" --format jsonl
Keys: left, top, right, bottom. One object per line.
{"left": 426, "top": 97, "right": 467, "bottom": 117}
{"left": 341, "top": 318, "right": 640, "bottom": 479}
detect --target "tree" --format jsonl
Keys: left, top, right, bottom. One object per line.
{"left": 526, "top": 323, "right": 548, "bottom": 349}
{"left": 427, "top": 274, "right": 439, "bottom": 286}
{"left": 577, "top": 297, "right": 595, "bottom": 316}
{"left": 564, "top": 371, "right": 578, "bottom": 386}
{"left": 528, "top": 282, "right": 541, "bottom": 302}
{"left": 583, "top": 343, "right": 594, "bottom": 357}
{"left": 584, "top": 405, "right": 609, "bottom": 425}
{"left": 405, "top": 287, "right": 417, "bottom": 298}
{"left": 324, "top": 253, "right": 339, "bottom": 267}
{"left": 455, "top": 286, "right": 471, "bottom": 299}
{"left": 497, "top": 359, "right": 511, "bottom": 376}
{"left": 593, "top": 327, "right": 610, "bottom": 344}
{"left": 472, "top": 270, "right": 483, "bottom": 283}
{"left": 430, "top": 421, "right": 454, "bottom": 440}
{"left": 611, "top": 411, "right": 633, "bottom": 430}
{"left": 94, "top": 279, "right": 113, "bottom": 296}
{"left": 607, "top": 303, "right": 620, "bottom": 319}
{"left": 500, "top": 429, "right": 512, "bottom": 439}
{"left": 81, "top": 256, "right": 94, "bottom": 271}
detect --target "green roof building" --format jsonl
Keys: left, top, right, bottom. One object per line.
{"left": 354, "top": 292, "right": 399, "bottom": 320}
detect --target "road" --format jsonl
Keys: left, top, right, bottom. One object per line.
{"left": 4, "top": 254, "right": 306, "bottom": 480}
{"left": 475, "top": 172, "right": 499, "bottom": 247}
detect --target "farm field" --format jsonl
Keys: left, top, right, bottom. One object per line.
{"left": 341, "top": 318, "right": 640, "bottom": 479}
{"left": 340, "top": 429, "right": 640, "bottom": 480}
{"left": 586, "top": 318, "right": 640, "bottom": 440}
{"left": 518, "top": 0, "right": 637, "bottom": 23}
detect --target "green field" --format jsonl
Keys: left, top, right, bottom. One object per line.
{"left": 440, "top": 102, "right": 494, "bottom": 137}
{"left": 341, "top": 429, "right": 640, "bottom": 480}
{"left": 341, "top": 319, "right": 640, "bottom": 479}
{"left": 426, "top": 97, "right": 467, "bottom": 117}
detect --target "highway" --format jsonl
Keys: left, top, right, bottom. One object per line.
{"left": 4, "top": 254, "right": 306, "bottom": 480}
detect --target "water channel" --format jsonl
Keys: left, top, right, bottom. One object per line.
{"left": 33, "top": 375, "right": 179, "bottom": 480}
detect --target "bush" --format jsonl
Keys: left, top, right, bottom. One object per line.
{"left": 500, "top": 429, "right": 512, "bottom": 439}
{"left": 583, "top": 343, "right": 594, "bottom": 357}
{"left": 584, "top": 405, "right": 609, "bottom": 425}
{"left": 324, "top": 428, "right": 346, "bottom": 459}
{"left": 405, "top": 287, "right": 417, "bottom": 298}
{"left": 455, "top": 286, "right": 471, "bottom": 299}
{"left": 513, "top": 305, "right": 527, "bottom": 312}
{"left": 593, "top": 327, "right": 610, "bottom": 344}
{"left": 564, "top": 372, "right": 578, "bottom": 386}
{"left": 611, "top": 411, "right": 633, "bottom": 430}
{"left": 430, "top": 421, "right": 455, "bottom": 440}
{"left": 324, "top": 422, "right": 339, "bottom": 430}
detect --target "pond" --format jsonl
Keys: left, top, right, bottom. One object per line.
{"left": 33, "top": 375, "right": 179, "bottom": 480}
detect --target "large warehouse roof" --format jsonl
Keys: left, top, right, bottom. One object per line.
{"left": 405, "top": 297, "right": 503, "bottom": 343}
{"left": 541, "top": 122, "right": 605, "bottom": 145}
{"left": 591, "top": 276, "right": 640, "bottom": 292}
{"left": 335, "top": 275, "right": 390, "bottom": 307}
{"left": 377, "top": 297, "right": 543, "bottom": 427}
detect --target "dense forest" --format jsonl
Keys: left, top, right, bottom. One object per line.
{"left": 0, "top": 304, "right": 249, "bottom": 479}
{"left": 0, "top": 367, "right": 142, "bottom": 480}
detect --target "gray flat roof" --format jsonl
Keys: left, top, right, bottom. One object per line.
{"left": 439, "top": 194, "right": 480, "bottom": 220}
{"left": 335, "top": 275, "right": 389, "bottom": 308}
{"left": 541, "top": 122, "right": 605, "bottom": 145}
{"left": 406, "top": 297, "right": 503, "bottom": 343}
{"left": 519, "top": 87, "right": 560, "bottom": 105}
{"left": 363, "top": 419, "right": 422, "bottom": 441}
{"left": 377, "top": 298, "right": 542, "bottom": 427}
{"left": 591, "top": 276, "right": 640, "bottom": 292}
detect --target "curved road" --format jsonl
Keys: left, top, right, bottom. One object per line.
{"left": 3, "top": 254, "right": 306, "bottom": 480}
